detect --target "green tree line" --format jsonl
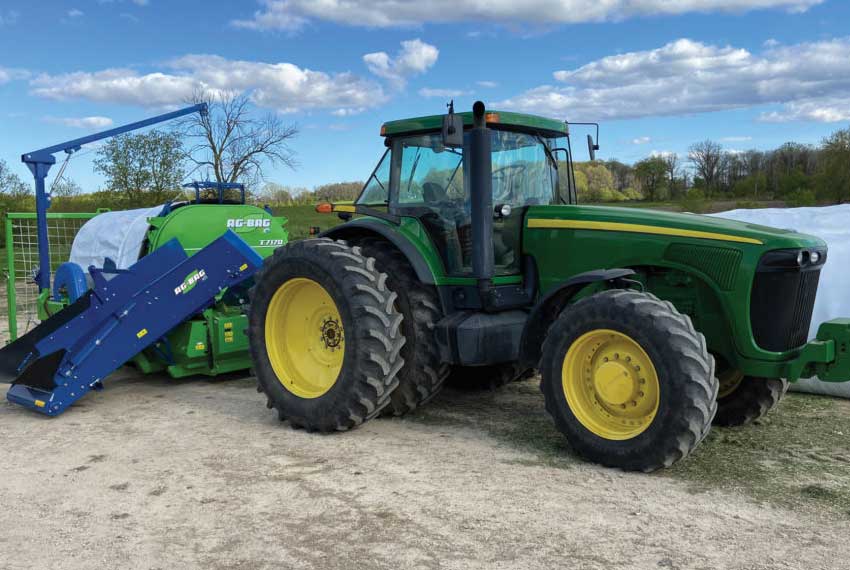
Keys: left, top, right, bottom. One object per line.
{"left": 581, "top": 126, "right": 850, "bottom": 207}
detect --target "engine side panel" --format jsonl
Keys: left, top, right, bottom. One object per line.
{"left": 521, "top": 204, "right": 824, "bottom": 376}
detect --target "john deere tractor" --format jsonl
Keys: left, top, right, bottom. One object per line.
{"left": 248, "top": 101, "right": 850, "bottom": 471}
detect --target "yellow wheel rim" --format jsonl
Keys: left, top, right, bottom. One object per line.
{"left": 562, "top": 329, "right": 660, "bottom": 440}
{"left": 264, "top": 278, "right": 344, "bottom": 398}
{"left": 717, "top": 368, "right": 744, "bottom": 399}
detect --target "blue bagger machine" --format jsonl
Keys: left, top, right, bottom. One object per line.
{"left": 0, "top": 232, "right": 262, "bottom": 416}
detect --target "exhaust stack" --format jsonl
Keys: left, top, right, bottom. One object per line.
{"left": 468, "top": 101, "right": 495, "bottom": 307}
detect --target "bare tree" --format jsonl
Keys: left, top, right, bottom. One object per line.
{"left": 662, "top": 153, "right": 680, "bottom": 199}
{"left": 688, "top": 140, "right": 723, "bottom": 196}
{"left": 178, "top": 90, "right": 298, "bottom": 188}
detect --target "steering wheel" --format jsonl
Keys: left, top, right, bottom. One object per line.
{"left": 420, "top": 181, "right": 466, "bottom": 224}
{"left": 492, "top": 164, "right": 527, "bottom": 203}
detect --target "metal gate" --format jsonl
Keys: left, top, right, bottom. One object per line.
{"left": 4, "top": 212, "right": 101, "bottom": 342}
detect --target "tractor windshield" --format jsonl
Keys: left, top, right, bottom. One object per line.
{"left": 491, "top": 130, "right": 559, "bottom": 207}
{"left": 355, "top": 128, "right": 562, "bottom": 275}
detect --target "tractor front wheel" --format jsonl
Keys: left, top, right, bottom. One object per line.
{"left": 540, "top": 289, "right": 717, "bottom": 472}
{"left": 713, "top": 368, "right": 788, "bottom": 427}
{"left": 248, "top": 239, "right": 405, "bottom": 431}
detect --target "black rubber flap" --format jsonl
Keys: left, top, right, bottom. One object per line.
{"left": 0, "top": 291, "right": 91, "bottom": 384}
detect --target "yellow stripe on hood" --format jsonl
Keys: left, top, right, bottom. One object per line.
{"left": 527, "top": 218, "right": 763, "bottom": 245}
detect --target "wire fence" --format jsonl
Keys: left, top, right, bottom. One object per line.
{"left": 3, "top": 212, "right": 100, "bottom": 343}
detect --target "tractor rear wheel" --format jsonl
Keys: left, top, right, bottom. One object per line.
{"left": 713, "top": 368, "right": 788, "bottom": 426}
{"left": 248, "top": 239, "right": 405, "bottom": 431}
{"left": 356, "top": 237, "right": 449, "bottom": 416}
{"left": 540, "top": 289, "right": 717, "bottom": 472}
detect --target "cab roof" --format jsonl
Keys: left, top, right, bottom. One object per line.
{"left": 381, "top": 110, "right": 568, "bottom": 138}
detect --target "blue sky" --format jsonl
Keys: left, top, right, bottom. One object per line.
{"left": 1, "top": 0, "right": 849, "bottom": 192}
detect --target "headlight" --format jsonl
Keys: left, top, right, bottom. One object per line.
{"left": 759, "top": 248, "right": 827, "bottom": 270}
{"left": 494, "top": 204, "right": 512, "bottom": 218}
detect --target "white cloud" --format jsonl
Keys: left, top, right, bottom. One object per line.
{"left": 0, "top": 9, "right": 19, "bottom": 26}
{"left": 419, "top": 87, "right": 470, "bottom": 98}
{"left": 31, "top": 69, "right": 197, "bottom": 107}
{"left": 97, "top": 0, "right": 149, "bottom": 5}
{"left": 364, "top": 39, "right": 438, "bottom": 87}
{"left": 67, "top": 9, "right": 84, "bottom": 18}
{"left": 759, "top": 98, "right": 850, "bottom": 123}
{"left": 331, "top": 107, "right": 366, "bottom": 117}
{"left": 497, "top": 37, "right": 850, "bottom": 123}
{"left": 477, "top": 81, "right": 498, "bottom": 88}
{"left": 650, "top": 150, "right": 676, "bottom": 159}
{"left": 721, "top": 136, "right": 753, "bottom": 142}
{"left": 632, "top": 136, "right": 651, "bottom": 144}
{"left": 233, "top": 0, "right": 822, "bottom": 29}
{"left": 29, "top": 54, "right": 386, "bottom": 115}
{"left": 45, "top": 116, "right": 114, "bottom": 129}
{"left": 0, "top": 66, "right": 30, "bottom": 84}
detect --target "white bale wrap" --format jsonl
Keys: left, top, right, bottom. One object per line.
{"left": 711, "top": 204, "right": 850, "bottom": 397}
{"left": 69, "top": 205, "right": 166, "bottom": 271}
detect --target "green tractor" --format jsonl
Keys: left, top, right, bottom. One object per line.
{"left": 248, "top": 101, "right": 850, "bottom": 471}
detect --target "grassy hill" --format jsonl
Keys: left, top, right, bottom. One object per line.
{"left": 275, "top": 204, "right": 344, "bottom": 240}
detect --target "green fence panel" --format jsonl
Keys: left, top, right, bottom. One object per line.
{"left": 4, "top": 212, "right": 101, "bottom": 343}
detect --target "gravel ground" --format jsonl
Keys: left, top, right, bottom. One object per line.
{"left": 2, "top": 370, "right": 849, "bottom": 570}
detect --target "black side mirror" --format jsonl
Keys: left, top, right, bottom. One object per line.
{"left": 442, "top": 100, "right": 464, "bottom": 147}
{"left": 587, "top": 134, "right": 599, "bottom": 161}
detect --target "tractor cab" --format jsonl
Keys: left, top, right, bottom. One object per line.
{"left": 356, "top": 103, "right": 587, "bottom": 279}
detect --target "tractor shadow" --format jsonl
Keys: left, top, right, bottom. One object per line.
{"left": 407, "top": 378, "right": 581, "bottom": 469}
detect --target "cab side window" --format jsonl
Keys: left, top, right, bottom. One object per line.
{"left": 357, "top": 149, "right": 391, "bottom": 205}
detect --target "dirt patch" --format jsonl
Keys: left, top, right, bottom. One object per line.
{"left": 1, "top": 371, "right": 849, "bottom": 569}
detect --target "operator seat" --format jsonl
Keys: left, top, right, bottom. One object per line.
{"left": 420, "top": 181, "right": 466, "bottom": 273}
{"left": 423, "top": 181, "right": 448, "bottom": 202}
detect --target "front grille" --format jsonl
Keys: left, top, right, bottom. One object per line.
{"left": 750, "top": 253, "right": 822, "bottom": 352}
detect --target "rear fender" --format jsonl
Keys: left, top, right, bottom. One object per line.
{"left": 322, "top": 220, "right": 436, "bottom": 285}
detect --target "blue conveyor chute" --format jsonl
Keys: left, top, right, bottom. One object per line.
{"left": 0, "top": 230, "right": 262, "bottom": 416}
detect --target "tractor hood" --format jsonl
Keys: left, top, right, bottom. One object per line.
{"left": 525, "top": 204, "right": 827, "bottom": 251}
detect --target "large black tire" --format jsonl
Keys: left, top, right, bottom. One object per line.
{"left": 446, "top": 363, "right": 523, "bottom": 391}
{"left": 540, "top": 289, "right": 717, "bottom": 472}
{"left": 356, "top": 237, "right": 449, "bottom": 416}
{"left": 713, "top": 370, "right": 788, "bottom": 427}
{"left": 248, "top": 238, "right": 405, "bottom": 431}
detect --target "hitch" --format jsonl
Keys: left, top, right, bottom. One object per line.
{"left": 784, "top": 319, "right": 850, "bottom": 382}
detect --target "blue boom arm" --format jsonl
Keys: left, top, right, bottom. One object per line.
{"left": 21, "top": 103, "right": 208, "bottom": 291}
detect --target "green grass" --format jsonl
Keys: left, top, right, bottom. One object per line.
{"left": 599, "top": 199, "right": 786, "bottom": 214}
{"left": 664, "top": 393, "right": 850, "bottom": 516}
{"left": 274, "top": 205, "right": 344, "bottom": 240}
{"left": 412, "top": 383, "right": 850, "bottom": 517}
